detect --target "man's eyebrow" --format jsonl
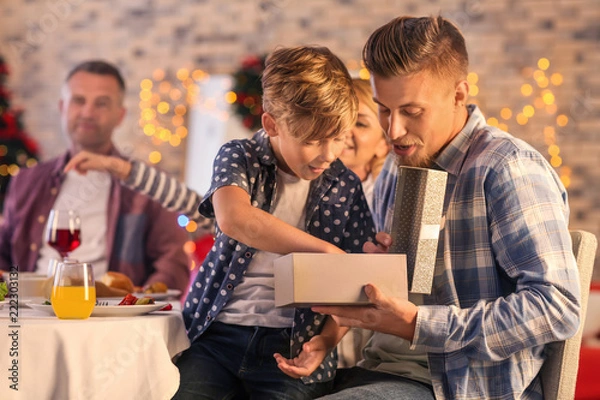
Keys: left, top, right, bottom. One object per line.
{"left": 372, "top": 97, "right": 424, "bottom": 109}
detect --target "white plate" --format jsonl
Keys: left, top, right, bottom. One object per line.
{"left": 28, "top": 304, "right": 56, "bottom": 316}
{"left": 91, "top": 301, "right": 168, "bottom": 317}
{"left": 129, "top": 289, "right": 181, "bottom": 300}
{"left": 24, "top": 301, "right": 169, "bottom": 317}
{"left": 0, "top": 298, "right": 33, "bottom": 308}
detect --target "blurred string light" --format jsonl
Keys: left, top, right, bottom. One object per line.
{"left": 138, "top": 67, "right": 209, "bottom": 165}
{"left": 358, "top": 62, "right": 370, "bottom": 80}
{"left": 470, "top": 58, "right": 571, "bottom": 188}
{"left": 177, "top": 215, "right": 190, "bottom": 227}
{"left": 138, "top": 67, "right": 210, "bottom": 234}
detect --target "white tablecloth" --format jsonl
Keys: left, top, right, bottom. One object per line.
{"left": 0, "top": 304, "right": 190, "bottom": 400}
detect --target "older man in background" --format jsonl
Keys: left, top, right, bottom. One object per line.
{"left": 0, "top": 60, "right": 189, "bottom": 292}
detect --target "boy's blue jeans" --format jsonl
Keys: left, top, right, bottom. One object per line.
{"left": 172, "top": 321, "right": 333, "bottom": 399}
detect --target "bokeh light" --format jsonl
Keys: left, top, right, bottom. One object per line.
{"left": 537, "top": 58, "right": 550, "bottom": 71}
{"left": 521, "top": 84, "right": 533, "bottom": 96}
{"left": 149, "top": 151, "right": 162, "bottom": 164}
{"left": 500, "top": 108, "right": 512, "bottom": 120}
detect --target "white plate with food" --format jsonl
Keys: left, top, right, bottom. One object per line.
{"left": 91, "top": 300, "right": 169, "bottom": 317}
{"left": 28, "top": 300, "right": 169, "bottom": 317}
{"left": 130, "top": 289, "right": 182, "bottom": 300}
{"left": 99, "top": 272, "right": 181, "bottom": 300}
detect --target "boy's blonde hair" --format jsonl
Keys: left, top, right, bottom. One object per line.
{"left": 363, "top": 16, "right": 468, "bottom": 86}
{"left": 262, "top": 46, "right": 358, "bottom": 142}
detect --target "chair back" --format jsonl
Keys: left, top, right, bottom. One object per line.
{"left": 540, "top": 230, "right": 598, "bottom": 400}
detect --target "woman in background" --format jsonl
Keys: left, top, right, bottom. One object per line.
{"left": 339, "top": 78, "right": 390, "bottom": 211}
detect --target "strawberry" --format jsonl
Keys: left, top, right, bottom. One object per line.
{"left": 118, "top": 293, "right": 138, "bottom": 305}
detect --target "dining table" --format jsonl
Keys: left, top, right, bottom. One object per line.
{"left": 0, "top": 298, "right": 190, "bottom": 400}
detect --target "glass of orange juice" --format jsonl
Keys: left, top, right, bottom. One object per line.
{"left": 51, "top": 260, "right": 96, "bottom": 319}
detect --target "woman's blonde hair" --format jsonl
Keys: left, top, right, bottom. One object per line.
{"left": 352, "top": 78, "right": 377, "bottom": 116}
{"left": 363, "top": 15, "right": 468, "bottom": 86}
{"left": 352, "top": 78, "right": 389, "bottom": 179}
{"left": 262, "top": 46, "right": 358, "bottom": 142}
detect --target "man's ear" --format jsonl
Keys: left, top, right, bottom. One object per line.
{"left": 454, "top": 80, "right": 469, "bottom": 108}
{"left": 262, "top": 112, "right": 279, "bottom": 137}
{"left": 116, "top": 106, "right": 126, "bottom": 126}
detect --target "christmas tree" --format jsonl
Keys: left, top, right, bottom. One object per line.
{"left": 0, "top": 56, "right": 39, "bottom": 212}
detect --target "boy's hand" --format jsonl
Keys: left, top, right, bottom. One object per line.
{"left": 363, "top": 231, "right": 392, "bottom": 253}
{"left": 273, "top": 335, "right": 330, "bottom": 378}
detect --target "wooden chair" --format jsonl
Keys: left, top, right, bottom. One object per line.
{"left": 539, "top": 230, "right": 598, "bottom": 400}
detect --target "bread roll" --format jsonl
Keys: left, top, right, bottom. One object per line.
{"left": 95, "top": 281, "right": 130, "bottom": 298}
{"left": 101, "top": 271, "right": 134, "bottom": 293}
{"left": 42, "top": 275, "right": 131, "bottom": 299}
{"left": 143, "top": 282, "right": 168, "bottom": 294}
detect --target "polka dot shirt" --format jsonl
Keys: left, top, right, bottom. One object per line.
{"left": 182, "top": 130, "right": 375, "bottom": 383}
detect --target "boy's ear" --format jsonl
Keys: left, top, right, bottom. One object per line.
{"left": 262, "top": 113, "right": 278, "bottom": 137}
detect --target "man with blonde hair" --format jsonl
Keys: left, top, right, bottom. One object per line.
{"left": 309, "top": 16, "right": 580, "bottom": 399}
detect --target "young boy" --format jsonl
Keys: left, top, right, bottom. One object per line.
{"left": 174, "top": 46, "right": 376, "bottom": 399}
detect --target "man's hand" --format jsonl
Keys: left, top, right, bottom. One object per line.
{"left": 274, "top": 335, "right": 330, "bottom": 379}
{"left": 312, "top": 284, "right": 418, "bottom": 342}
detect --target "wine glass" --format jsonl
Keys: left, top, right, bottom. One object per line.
{"left": 51, "top": 260, "right": 96, "bottom": 319}
{"left": 45, "top": 209, "right": 81, "bottom": 261}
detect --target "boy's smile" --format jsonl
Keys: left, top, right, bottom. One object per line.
{"left": 264, "top": 113, "right": 346, "bottom": 180}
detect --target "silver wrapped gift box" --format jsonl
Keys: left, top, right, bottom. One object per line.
{"left": 388, "top": 166, "right": 447, "bottom": 294}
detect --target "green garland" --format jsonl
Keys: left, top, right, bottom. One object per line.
{"left": 231, "top": 55, "right": 266, "bottom": 132}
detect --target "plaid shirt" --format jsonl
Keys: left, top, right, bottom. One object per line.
{"left": 182, "top": 130, "right": 375, "bottom": 384}
{"left": 372, "top": 105, "right": 580, "bottom": 399}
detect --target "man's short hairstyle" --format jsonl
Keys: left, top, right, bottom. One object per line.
{"left": 65, "top": 60, "right": 126, "bottom": 92}
{"left": 261, "top": 46, "right": 357, "bottom": 142}
{"left": 363, "top": 16, "right": 469, "bottom": 84}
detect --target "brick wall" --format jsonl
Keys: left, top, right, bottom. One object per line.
{"left": 1, "top": 0, "right": 598, "bottom": 275}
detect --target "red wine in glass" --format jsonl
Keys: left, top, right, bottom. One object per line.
{"left": 48, "top": 228, "right": 81, "bottom": 258}
{"left": 45, "top": 209, "right": 82, "bottom": 260}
